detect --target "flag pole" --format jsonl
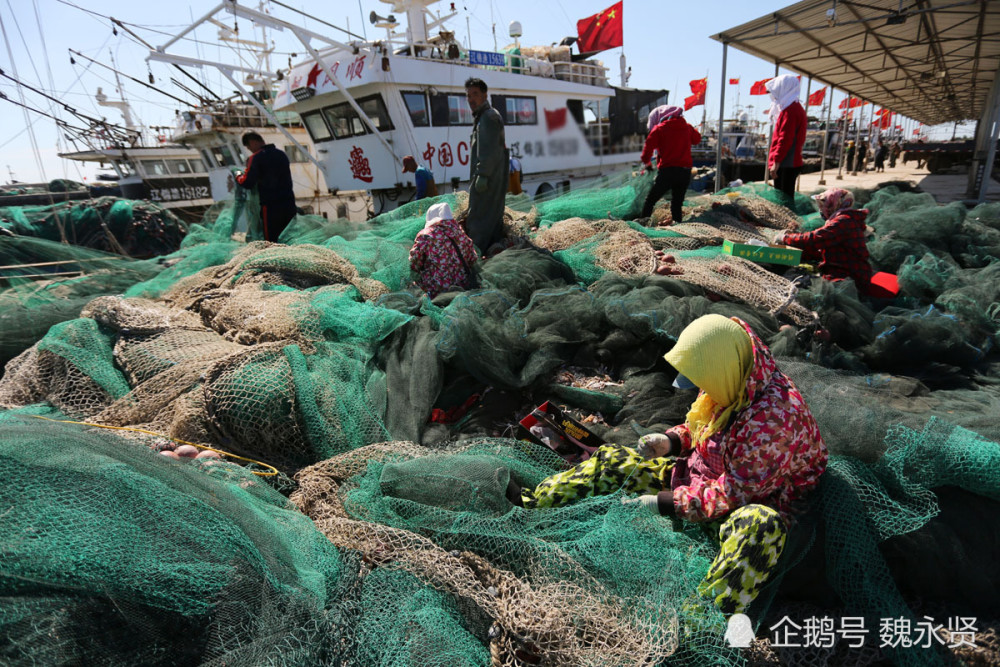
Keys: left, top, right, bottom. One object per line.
{"left": 798, "top": 76, "right": 812, "bottom": 193}
{"left": 702, "top": 69, "right": 708, "bottom": 137}
{"left": 819, "top": 86, "right": 834, "bottom": 185}
{"left": 715, "top": 44, "right": 727, "bottom": 192}
{"left": 764, "top": 63, "right": 778, "bottom": 184}
{"left": 836, "top": 96, "right": 846, "bottom": 180}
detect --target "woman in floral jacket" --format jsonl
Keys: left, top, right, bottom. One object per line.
{"left": 520, "top": 314, "right": 828, "bottom": 614}
{"left": 409, "top": 202, "right": 480, "bottom": 298}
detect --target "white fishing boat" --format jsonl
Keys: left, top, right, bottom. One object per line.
{"left": 58, "top": 88, "right": 214, "bottom": 221}
{"left": 170, "top": 94, "right": 370, "bottom": 222}
{"left": 149, "top": 0, "right": 668, "bottom": 214}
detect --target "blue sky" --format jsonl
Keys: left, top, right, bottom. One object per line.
{"left": 0, "top": 0, "right": 973, "bottom": 184}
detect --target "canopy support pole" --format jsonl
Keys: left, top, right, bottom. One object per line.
{"left": 715, "top": 42, "right": 728, "bottom": 192}
{"left": 969, "top": 66, "right": 1000, "bottom": 202}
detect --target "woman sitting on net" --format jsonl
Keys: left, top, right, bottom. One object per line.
{"left": 409, "top": 202, "right": 479, "bottom": 298}
{"left": 518, "top": 314, "right": 828, "bottom": 614}
{"left": 778, "top": 188, "right": 872, "bottom": 293}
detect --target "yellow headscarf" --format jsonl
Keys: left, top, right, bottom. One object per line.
{"left": 665, "top": 314, "right": 754, "bottom": 446}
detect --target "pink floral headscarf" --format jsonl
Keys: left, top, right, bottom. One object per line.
{"left": 812, "top": 188, "right": 855, "bottom": 220}
{"left": 647, "top": 105, "right": 684, "bottom": 131}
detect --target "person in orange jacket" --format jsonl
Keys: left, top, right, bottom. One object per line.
{"left": 765, "top": 75, "right": 807, "bottom": 208}
{"left": 639, "top": 106, "right": 701, "bottom": 223}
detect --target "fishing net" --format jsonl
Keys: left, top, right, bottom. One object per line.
{"left": 0, "top": 236, "right": 164, "bottom": 367}
{"left": 0, "top": 196, "right": 187, "bottom": 257}
{"left": 0, "top": 413, "right": 353, "bottom": 667}
{"left": 3, "top": 175, "right": 1000, "bottom": 665}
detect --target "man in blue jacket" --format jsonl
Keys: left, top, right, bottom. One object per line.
{"left": 236, "top": 132, "right": 297, "bottom": 241}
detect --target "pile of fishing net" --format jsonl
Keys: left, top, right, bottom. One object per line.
{"left": 0, "top": 236, "right": 165, "bottom": 368}
{"left": 0, "top": 196, "right": 187, "bottom": 257}
{"left": 0, "top": 411, "right": 358, "bottom": 666}
{"left": 3, "top": 175, "right": 1000, "bottom": 665}
{"left": 0, "top": 178, "right": 86, "bottom": 196}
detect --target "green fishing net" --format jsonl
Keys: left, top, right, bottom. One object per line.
{"left": 3, "top": 174, "right": 1000, "bottom": 665}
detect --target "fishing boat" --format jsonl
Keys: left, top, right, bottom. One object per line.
{"left": 170, "top": 93, "right": 371, "bottom": 222}
{"left": 150, "top": 0, "right": 668, "bottom": 214}
{"left": 58, "top": 88, "right": 213, "bottom": 222}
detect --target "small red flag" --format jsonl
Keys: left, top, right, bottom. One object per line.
{"left": 750, "top": 78, "right": 772, "bottom": 95}
{"left": 576, "top": 1, "right": 623, "bottom": 53}
{"left": 807, "top": 87, "right": 826, "bottom": 106}
{"left": 690, "top": 78, "right": 707, "bottom": 94}
{"left": 838, "top": 96, "right": 864, "bottom": 109}
{"left": 684, "top": 89, "right": 705, "bottom": 111}
{"left": 913, "top": 128, "right": 920, "bottom": 135}
{"left": 544, "top": 107, "right": 568, "bottom": 133}
{"left": 729, "top": 78, "right": 740, "bottom": 85}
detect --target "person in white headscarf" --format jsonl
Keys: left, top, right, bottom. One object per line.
{"left": 409, "top": 202, "right": 479, "bottom": 298}
{"left": 764, "top": 74, "right": 807, "bottom": 208}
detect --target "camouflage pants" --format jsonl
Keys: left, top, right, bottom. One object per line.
{"left": 521, "top": 445, "right": 672, "bottom": 508}
{"left": 522, "top": 445, "right": 786, "bottom": 615}
{"left": 699, "top": 504, "right": 786, "bottom": 614}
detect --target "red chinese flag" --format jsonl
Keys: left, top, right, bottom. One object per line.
{"left": 684, "top": 89, "right": 705, "bottom": 111}
{"left": 576, "top": 1, "right": 623, "bottom": 53}
{"left": 729, "top": 78, "right": 740, "bottom": 85}
{"left": 690, "top": 78, "right": 707, "bottom": 94}
{"left": 913, "top": 128, "right": 920, "bottom": 135}
{"left": 750, "top": 78, "right": 772, "bottom": 95}
{"left": 807, "top": 87, "right": 826, "bottom": 106}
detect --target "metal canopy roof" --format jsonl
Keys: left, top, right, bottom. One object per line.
{"left": 711, "top": 0, "right": 1000, "bottom": 126}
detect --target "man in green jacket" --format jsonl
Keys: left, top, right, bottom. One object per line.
{"left": 465, "top": 77, "right": 509, "bottom": 254}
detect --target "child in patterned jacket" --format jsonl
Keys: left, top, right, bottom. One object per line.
{"left": 409, "top": 202, "right": 480, "bottom": 298}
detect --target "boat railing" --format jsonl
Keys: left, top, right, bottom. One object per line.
{"left": 386, "top": 49, "right": 610, "bottom": 87}
{"left": 171, "top": 106, "right": 302, "bottom": 141}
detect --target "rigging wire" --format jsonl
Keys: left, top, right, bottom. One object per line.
{"left": 0, "top": 7, "right": 47, "bottom": 181}
{"left": 31, "top": 0, "right": 65, "bottom": 164}
{"left": 0, "top": 68, "right": 138, "bottom": 143}
{"left": 265, "top": 0, "right": 367, "bottom": 42}
{"left": 68, "top": 49, "right": 195, "bottom": 108}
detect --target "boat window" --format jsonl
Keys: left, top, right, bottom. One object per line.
{"left": 505, "top": 96, "right": 537, "bottom": 125}
{"left": 285, "top": 144, "right": 310, "bottom": 163}
{"left": 200, "top": 150, "right": 216, "bottom": 169}
{"left": 302, "top": 111, "right": 332, "bottom": 142}
{"left": 322, "top": 102, "right": 367, "bottom": 139}
{"left": 188, "top": 158, "right": 207, "bottom": 173}
{"left": 567, "top": 99, "right": 603, "bottom": 155}
{"left": 166, "top": 159, "right": 192, "bottom": 174}
{"left": 429, "top": 93, "right": 473, "bottom": 126}
{"left": 357, "top": 94, "right": 395, "bottom": 132}
{"left": 113, "top": 160, "right": 133, "bottom": 178}
{"left": 140, "top": 159, "right": 170, "bottom": 176}
{"left": 447, "top": 94, "right": 474, "bottom": 125}
{"left": 402, "top": 91, "right": 429, "bottom": 127}
{"left": 211, "top": 144, "right": 239, "bottom": 167}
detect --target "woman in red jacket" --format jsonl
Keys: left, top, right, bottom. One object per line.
{"left": 779, "top": 188, "right": 873, "bottom": 292}
{"left": 765, "top": 75, "right": 807, "bottom": 207}
{"left": 639, "top": 106, "right": 701, "bottom": 223}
